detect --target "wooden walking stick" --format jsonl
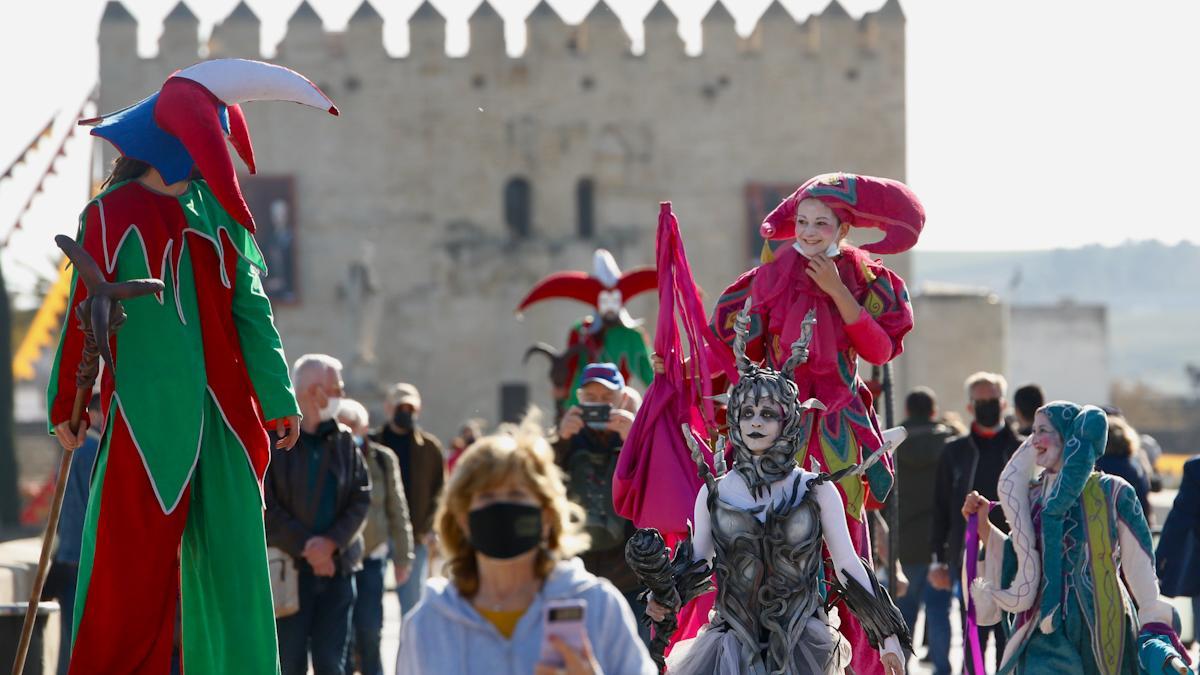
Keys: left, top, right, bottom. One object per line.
{"left": 11, "top": 235, "right": 163, "bottom": 675}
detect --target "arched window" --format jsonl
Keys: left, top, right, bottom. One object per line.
{"left": 576, "top": 178, "right": 595, "bottom": 238}
{"left": 504, "top": 177, "right": 532, "bottom": 238}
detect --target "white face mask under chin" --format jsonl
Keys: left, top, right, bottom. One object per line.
{"left": 318, "top": 396, "right": 342, "bottom": 422}
{"left": 793, "top": 241, "right": 840, "bottom": 259}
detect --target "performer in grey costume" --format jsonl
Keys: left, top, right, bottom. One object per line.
{"left": 628, "top": 302, "right": 910, "bottom": 675}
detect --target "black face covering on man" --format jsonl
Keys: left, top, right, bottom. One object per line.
{"left": 974, "top": 398, "right": 1002, "bottom": 428}
{"left": 393, "top": 409, "right": 415, "bottom": 431}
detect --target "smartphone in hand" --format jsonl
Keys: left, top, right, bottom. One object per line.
{"left": 539, "top": 598, "right": 587, "bottom": 667}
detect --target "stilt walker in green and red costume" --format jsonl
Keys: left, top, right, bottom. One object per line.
{"left": 47, "top": 59, "right": 338, "bottom": 674}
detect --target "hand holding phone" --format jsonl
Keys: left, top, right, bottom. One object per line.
{"left": 539, "top": 599, "right": 588, "bottom": 668}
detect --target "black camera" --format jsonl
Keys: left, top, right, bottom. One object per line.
{"left": 579, "top": 403, "right": 613, "bottom": 430}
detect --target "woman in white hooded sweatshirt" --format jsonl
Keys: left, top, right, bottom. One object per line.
{"left": 396, "top": 411, "right": 655, "bottom": 675}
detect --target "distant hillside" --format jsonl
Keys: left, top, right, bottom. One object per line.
{"left": 913, "top": 240, "right": 1199, "bottom": 394}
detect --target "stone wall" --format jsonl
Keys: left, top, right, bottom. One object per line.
{"left": 1009, "top": 302, "right": 1108, "bottom": 406}
{"left": 95, "top": 0, "right": 908, "bottom": 438}
{"left": 899, "top": 286, "right": 1008, "bottom": 421}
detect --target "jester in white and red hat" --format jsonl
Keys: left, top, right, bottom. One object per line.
{"left": 705, "top": 172, "right": 923, "bottom": 675}
{"left": 47, "top": 59, "right": 336, "bottom": 674}
{"left": 518, "top": 249, "right": 656, "bottom": 412}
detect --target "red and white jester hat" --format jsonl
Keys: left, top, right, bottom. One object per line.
{"left": 760, "top": 173, "right": 925, "bottom": 255}
{"left": 82, "top": 58, "right": 338, "bottom": 232}
{"left": 517, "top": 250, "right": 656, "bottom": 325}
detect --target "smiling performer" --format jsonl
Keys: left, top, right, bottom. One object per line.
{"left": 629, "top": 301, "right": 910, "bottom": 674}
{"left": 964, "top": 402, "right": 1193, "bottom": 675}
{"left": 47, "top": 59, "right": 337, "bottom": 673}
{"left": 701, "top": 172, "right": 922, "bottom": 674}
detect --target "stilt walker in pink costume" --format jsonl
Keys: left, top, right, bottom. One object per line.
{"left": 705, "top": 173, "right": 923, "bottom": 675}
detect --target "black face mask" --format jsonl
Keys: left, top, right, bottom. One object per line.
{"left": 467, "top": 502, "right": 543, "bottom": 560}
{"left": 973, "top": 398, "right": 1002, "bottom": 428}
{"left": 392, "top": 409, "right": 415, "bottom": 431}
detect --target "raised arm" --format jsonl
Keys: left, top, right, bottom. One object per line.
{"left": 844, "top": 266, "right": 913, "bottom": 366}
{"left": 47, "top": 204, "right": 107, "bottom": 434}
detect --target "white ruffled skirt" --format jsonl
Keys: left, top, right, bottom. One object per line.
{"left": 666, "top": 609, "right": 851, "bottom": 675}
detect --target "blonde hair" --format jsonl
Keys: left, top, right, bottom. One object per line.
{"left": 1105, "top": 415, "right": 1141, "bottom": 459}
{"left": 434, "top": 408, "right": 589, "bottom": 598}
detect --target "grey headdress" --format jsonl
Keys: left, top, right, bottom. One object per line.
{"left": 724, "top": 299, "right": 824, "bottom": 495}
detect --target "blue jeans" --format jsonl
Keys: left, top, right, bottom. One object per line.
{"left": 277, "top": 566, "right": 357, "bottom": 675}
{"left": 895, "top": 564, "right": 951, "bottom": 675}
{"left": 397, "top": 543, "right": 428, "bottom": 617}
{"left": 350, "top": 557, "right": 386, "bottom": 675}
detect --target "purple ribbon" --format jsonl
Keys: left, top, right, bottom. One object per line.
{"left": 964, "top": 503, "right": 998, "bottom": 675}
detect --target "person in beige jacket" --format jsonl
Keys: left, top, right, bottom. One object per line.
{"left": 338, "top": 399, "right": 414, "bottom": 675}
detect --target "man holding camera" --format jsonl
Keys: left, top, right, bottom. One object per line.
{"left": 554, "top": 363, "right": 648, "bottom": 644}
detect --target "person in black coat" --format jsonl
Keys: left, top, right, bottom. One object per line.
{"left": 1156, "top": 455, "right": 1200, "bottom": 647}
{"left": 928, "top": 372, "right": 1020, "bottom": 674}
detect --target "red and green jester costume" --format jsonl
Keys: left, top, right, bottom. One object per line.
{"left": 47, "top": 59, "right": 336, "bottom": 674}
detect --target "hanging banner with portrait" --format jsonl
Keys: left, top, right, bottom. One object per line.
{"left": 240, "top": 175, "right": 298, "bottom": 303}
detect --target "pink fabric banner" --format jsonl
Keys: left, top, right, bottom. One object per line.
{"left": 613, "top": 202, "right": 717, "bottom": 534}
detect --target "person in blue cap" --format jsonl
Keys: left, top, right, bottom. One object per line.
{"left": 555, "top": 362, "right": 647, "bottom": 641}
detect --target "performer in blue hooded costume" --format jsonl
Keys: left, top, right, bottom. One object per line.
{"left": 963, "top": 401, "right": 1193, "bottom": 674}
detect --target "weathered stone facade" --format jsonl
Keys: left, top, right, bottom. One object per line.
{"left": 96, "top": 0, "right": 908, "bottom": 438}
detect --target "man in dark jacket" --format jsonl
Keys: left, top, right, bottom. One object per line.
{"left": 553, "top": 364, "right": 646, "bottom": 644}
{"left": 266, "top": 354, "right": 371, "bottom": 675}
{"left": 893, "top": 387, "right": 955, "bottom": 675}
{"left": 929, "top": 372, "right": 1020, "bottom": 675}
{"left": 374, "top": 381, "right": 444, "bottom": 616}
{"left": 1156, "top": 455, "right": 1200, "bottom": 647}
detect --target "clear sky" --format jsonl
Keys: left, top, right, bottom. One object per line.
{"left": 3, "top": 0, "right": 1199, "bottom": 301}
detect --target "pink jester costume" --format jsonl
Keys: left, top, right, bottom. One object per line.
{"left": 705, "top": 173, "right": 923, "bottom": 674}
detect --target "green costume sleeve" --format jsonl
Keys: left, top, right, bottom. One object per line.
{"left": 231, "top": 256, "right": 299, "bottom": 422}
{"left": 629, "top": 327, "right": 655, "bottom": 387}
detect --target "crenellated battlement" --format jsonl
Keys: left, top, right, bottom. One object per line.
{"left": 100, "top": 0, "right": 903, "bottom": 64}
{"left": 95, "top": 0, "right": 908, "bottom": 439}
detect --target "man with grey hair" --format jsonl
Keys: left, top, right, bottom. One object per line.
{"left": 929, "top": 371, "right": 1019, "bottom": 674}
{"left": 373, "top": 382, "right": 444, "bottom": 615}
{"left": 265, "top": 354, "right": 371, "bottom": 675}
{"left": 337, "top": 398, "right": 413, "bottom": 675}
